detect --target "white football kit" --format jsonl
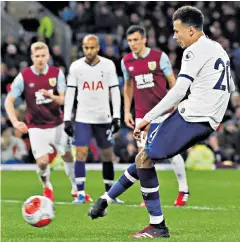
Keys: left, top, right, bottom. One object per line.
{"left": 144, "top": 35, "right": 235, "bottom": 130}
{"left": 177, "top": 35, "right": 235, "bottom": 130}
{"left": 65, "top": 56, "right": 120, "bottom": 124}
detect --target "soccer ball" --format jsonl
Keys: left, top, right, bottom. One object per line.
{"left": 22, "top": 195, "right": 55, "bottom": 227}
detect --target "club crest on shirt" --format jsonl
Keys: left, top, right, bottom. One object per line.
{"left": 148, "top": 61, "right": 156, "bottom": 71}
{"left": 49, "top": 78, "right": 57, "bottom": 87}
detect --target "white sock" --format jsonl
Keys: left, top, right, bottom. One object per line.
{"left": 36, "top": 165, "right": 52, "bottom": 188}
{"left": 63, "top": 162, "right": 77, "bottom": 191}
{"left": 150, "top": 215, "right": 164, "bottom": 224}
{"left": 101, "top": 192, "right": 112, "bottom": 204}
{"left": 169, "top": 154, "right": 189, "bottom": 192}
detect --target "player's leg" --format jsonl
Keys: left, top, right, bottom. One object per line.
{"left": 145, "top": 109, "right": 214, "bottom": 161}
{"left": 94, "top": 123, "right": 124, "bottom": 204}
{"left": 28, "top": 128, "right": 53, "bottom": 201}
{"left": 88, "top": 149, "right": 170, "bottom": 238}
{"left": 170, "top": 154, "right": 190, "bottom": 206}
{"left": 54, "top": 123, "right": 77, "bottom": 198}
{"left": 129, "top": 149, "right": 169, "bottom": 238}
{"left": 148, "top": 114, "right": 190, "bottom": 206}
{"left": 62, "top": 151, "right": 77, "bottom": 197}
{"left": 128, "top": 108, "right": 213, "bottom": 237}
{"left": 99, "top": 120, "right": 141, "bottom": 204}
{"left": 72, "top": 122, "right": 93, "bottom": 204}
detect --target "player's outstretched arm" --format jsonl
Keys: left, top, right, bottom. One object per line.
{"left": 5, "top": 94, "right": 28, "bottom": 133}
{"left": 144, "top": 77, "right": 192, "bottom": 122}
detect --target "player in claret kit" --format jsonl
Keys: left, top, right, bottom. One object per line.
{"left": 5, "top": 42, "right": 77, "bottom": 202}
{"left": 64, "top": 34, "right": 123, "bottom": 204}
{"left": 88, "top": 25, "right": 190, "bottom": 208}
{"left": 89, "top": 6, "right": 235, "bottom": 238}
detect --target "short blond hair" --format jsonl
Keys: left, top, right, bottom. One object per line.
{"left": 31, "top": 41, "right": 49, "bottom": 53}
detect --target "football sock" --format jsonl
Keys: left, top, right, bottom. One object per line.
{"left": 107, "top": 162, "right": 138, "bottom": 200}
{"left": 75, "top": 161, "right": 86, "bottom": 192}
{"left": 137, "top": 167, "right": 163, "bottom": 225}
{"left": 102, "top": 161, "right": 115, "bottom": 192}
{"left": 169, "top": 154, "right": 189, "bottom": 192}
{"left": 63, "top": 161, "right": 77, "bottom": 191}
{"left": 36, "top": 165, "right": 51, "bottom": 188}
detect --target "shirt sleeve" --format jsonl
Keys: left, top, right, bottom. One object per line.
{"left": 67, "top": 64, "right": 77, "bottom": 87}
{"left": 9, "top": 73, "right": 24, "bottom": 98}
{"left": 160, "top": 52, "right": 173, "bottom": 77}
{"left": 143, "top": 77, "right": 192, "bottom": 122}
{"left": 178, "top": 47, "right": 206, "bottom": 82}
{"left": 108, "top": 61, "right": 119, "bottom": 87}
{"left": 57, "top": 69, "right": 67, "bottom": 93}
{"left": 121, "top": 59, "right": 130, "bottom": 80}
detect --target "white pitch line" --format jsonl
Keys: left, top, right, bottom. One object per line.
{"left": 1, "top": 199, "right": 239, "bottom": 211}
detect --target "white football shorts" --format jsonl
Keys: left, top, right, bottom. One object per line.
{"left": 28, "top": 123, "right": 71, "bottom": 159}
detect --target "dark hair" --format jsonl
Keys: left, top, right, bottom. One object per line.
{"left": 126, "top": 25, "right": 146, "bottom": 37}
{"left": 173, "top": 6, "right": 204, "bottom": 31}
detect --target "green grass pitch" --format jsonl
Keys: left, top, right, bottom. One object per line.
{"left": 1, "top": 170, "right": 240, "bottom": 242}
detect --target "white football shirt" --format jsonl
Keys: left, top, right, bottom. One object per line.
{"left": 178, "top": 35, "right": 235, "bottom": 130}
{"left": 67, "top": 56, "right": 119, "bottom": 123}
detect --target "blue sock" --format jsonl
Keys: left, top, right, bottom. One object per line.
{"left": 137, "top": 167, "right": 163, "bottom": 224}
{"left": 75, "top": 161, "right": 86, "bottom": 191}
{"left": 108, "top": 163, "right": 138, "bottom": 199}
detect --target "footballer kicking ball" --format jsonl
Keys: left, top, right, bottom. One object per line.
{"left": 22, "top": 195, "right": 55, "bottom": 227}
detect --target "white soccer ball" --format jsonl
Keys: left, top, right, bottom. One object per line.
{"left": 22, "top": 195, "right": 55, "bottom": 227}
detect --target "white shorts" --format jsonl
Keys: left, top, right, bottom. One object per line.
{"left": 28, "top": 123, "right": 71, "bottom": 159}
{"left": 135, "top": 113, "right": 171, "bottom": 148}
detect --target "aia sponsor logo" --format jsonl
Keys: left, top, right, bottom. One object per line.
{"left": 82, "top": 81, "right": 104, "bottom": 90}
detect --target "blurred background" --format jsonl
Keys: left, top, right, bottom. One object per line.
{"left": 1, "top": 1, "right": 240, "bottom": 169}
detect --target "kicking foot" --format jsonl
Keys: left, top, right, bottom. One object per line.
{"left": 88, "top": 198, "right": 108, "bottom": 219}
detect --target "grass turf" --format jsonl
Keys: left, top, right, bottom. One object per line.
{"left": 1, "top": 170, "right": 240, "bottom": 242}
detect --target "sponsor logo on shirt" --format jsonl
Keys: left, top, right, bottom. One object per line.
{"left": 82, "top": 81, "right": 104, "bottom": 90}
{"left": 135, "top": 73, "right": 155, "bottom": 89}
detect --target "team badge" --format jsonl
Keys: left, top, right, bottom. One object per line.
{"left": 29, "top": 83, "right": 35, "bottom": 88}
{"left": 148, "top": 61, "right": 156, "bottom": 71}
{"left": 49, "top": 78, "right": 57, "bottom": 87}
